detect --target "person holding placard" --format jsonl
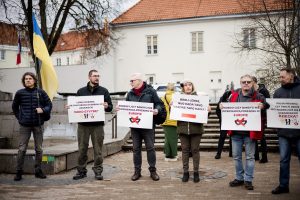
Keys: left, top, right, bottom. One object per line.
{"left": 271, "top": 68, "right": 300, "bottom": 195}
{"left": 72, "top": 69, "right": 113, "bottom": 181}
{"left": 177, "top": 79, "right": 211, "bottom": 183}
{"left": 126, "top": 73, "right": 165, "bottom": 181}
{"left": 161, "top": 83, "right": 178, "bottom": 161}
{"left": 220, "top": 74, "right": 266, "bottom": 190}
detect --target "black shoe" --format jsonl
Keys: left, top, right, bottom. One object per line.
{"left": 131, "top": 171, "right": 141, "bottom": 181}
{"left": 95, "top": 173, "right": 103, "bottom": 180}
{"left": 244, "top": 181, "right": 254, "bottom": 190}
{"left": 255, "top": 156, "right": 260, "bottom": 161}
{"left": 182, "top": 172, "right": 189, "bottom": 182}
{"left": 229, "top": 179, "right": 244, "bottom": 187}
{"left": 35, "top": 169, "right": 47, "bottom": 179}
{"left": 215, "top": 154, "right": 221, "bottom": 159}
{"left": 14, "top": 170, "right": 23, "bottom": 181}
{"left": 150, "top": 171, "right": 160, "bottom": 181}
{"left": 271, "top": 186, "right": 289, "bottom": 194}
{"left": 193, "top": 172, "right": 200, "bottom": 183}
{"left": 73, "top": 172, "right": 87, "bottom": 180}
{"left": 259, "top": 158, "right": 268, "bottom": 163}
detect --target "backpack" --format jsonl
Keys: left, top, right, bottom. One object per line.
{"left": 153, "top": 104, "right": 167, "bottom": 125}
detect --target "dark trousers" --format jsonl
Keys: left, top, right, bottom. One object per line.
{"left": 216, "top": 129, "right": 232, "bottom": 157}
{"left": 77, "top": 124, "right": 104, "bottom": 174}
{"left": 16, "top": 125, "right": 44, "bottom": 171}
{"left": 131, "top": 128, "right": 156, "bottom": 172}
{"left": 255, "top": 134, "right": 268, "bottom": 160}
{"left": 179, "top": 134, "right": 201, "bottom": 173}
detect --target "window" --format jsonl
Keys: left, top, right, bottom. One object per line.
{"left": 191, "top": 32, "right": 203, "bottom": 52}
{"left": 56, "top": 58, "right": 61, "bottom": 66}
{"left": 0, "top": 50, "right": 6, "bottom": 60}
{"left": 243, "top": 28, "right": 256, "bottom": 49}
{"left": 80, "top": 55, "right": 85, "bottom": 64}
{"left": 146, "top": 35, "right": 158, "bottom": 55}
{"left": 67, "top": 57, "right": 70, "bottom": 65}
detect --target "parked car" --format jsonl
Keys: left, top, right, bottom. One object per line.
{"left": 152, "top": 83, "right": 182, "bottom": 98}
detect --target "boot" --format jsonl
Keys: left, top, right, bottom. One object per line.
{"left": 35, "top": 168, "right": 47, "bottom": 179}
{"left": 73, "top": 172, "right": 87, "bottom": 180}
{"left": 14, "top": 170, "right": 23, "bottom": 181}
{"left": 182, "top": 172, "right": 189, "bottom": 182}
{"left": 259, "top": 154, "right": 268, "bottom": 163}
{"left": 95, "top": 172, "right": 103, "bottom": 180}
{"left": 193, "top": 172, "right": 200, "bottom": 183}
{"left": 131, "top": 171, "right": 141, "bottom": 181}
{"left": 150, "top": 171, "right": 160, "bottom": 181}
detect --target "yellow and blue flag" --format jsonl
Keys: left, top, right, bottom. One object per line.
{"left": 32, "top": 14, "right": 58, "bottom": 101}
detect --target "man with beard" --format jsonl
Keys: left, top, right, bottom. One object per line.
{"left": 72, "top": 69, "right": 113, "bottom": 180}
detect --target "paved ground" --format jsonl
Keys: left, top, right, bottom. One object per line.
{"left": 0, "top": 151, "right": 299, "bottom": 200}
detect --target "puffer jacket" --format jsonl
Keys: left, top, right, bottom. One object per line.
{"left": 12, "top": 87, "right": 52, "bottom": 126}
{"left": 273, "top": 76, "right": 300, "bottom": 138}
{"left": 77, "top": 82, "right": 113, "bottom": 126}
{"left": 161, "top": 90, "right": 177, "bottom": 126}
{"left": 176, "top": 92, "right": 204, "bottom": 135}
{"left": 126, "top": 82, "right": 165, "bottom": 122}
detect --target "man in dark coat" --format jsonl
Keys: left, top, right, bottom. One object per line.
{"left": 72, "top": 69, "right": 113, "bottom": 180}
{"left": 271, "top": 68, "right": 300, "bottom": 194}
{"left": 126, "top": 73, "right": 164, "bottom": 181}
{"left": 12, "top": 72, "right": 52, "bottom": 181}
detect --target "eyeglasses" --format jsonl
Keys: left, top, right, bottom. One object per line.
{"left": 241, "top": 81, "right": 252, "bottom": 84}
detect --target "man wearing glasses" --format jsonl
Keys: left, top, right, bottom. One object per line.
{"left": 220, "top": 74, "right": 266, "bottom": 190}
{"left": 126, "top": 73, "right": 164, "bottom": 181}
{"left": 72, "top": 69, "right": 113, "bottom": 180}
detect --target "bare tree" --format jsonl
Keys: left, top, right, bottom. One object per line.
{"left": 234, "top": 0, "right": 300, "bottom": 82}
{"left": 1, "top": 0, "right": 122, "bottom": 58}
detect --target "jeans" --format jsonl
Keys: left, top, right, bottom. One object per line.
{"left": 131, "top": 128, "right": 156, "bottom": 172}
{"left": 232, "top": 134, "right": 256, "bottom": 182}
{"left": 278, "top": 137, "right": 300, "bottom": 188}
{"left": 16, "top": 125, "right": 44, "bottom": 171}
{"left": 77, "top": 124, "right": 104, "bottom": 174}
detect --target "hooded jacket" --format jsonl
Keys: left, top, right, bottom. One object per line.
{"left": 273, "top": 76, "right": 300, "bottom": 138}
{"left": 161, "top": 90, "right": 177, "bottom": 126}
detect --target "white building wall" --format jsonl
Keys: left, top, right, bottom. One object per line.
{"left": 113, "top": 17, "right": 266, "bottom": 101}
{"left": 0, "top": 45, "right": 31, "bottom": 68}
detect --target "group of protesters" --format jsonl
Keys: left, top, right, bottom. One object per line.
{"left": 11, "top": 68, "right": 299, "bottom": 195}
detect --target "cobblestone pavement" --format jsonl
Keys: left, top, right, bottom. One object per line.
{"left": 0, "top": 151, "right": 299, "bottom": 200}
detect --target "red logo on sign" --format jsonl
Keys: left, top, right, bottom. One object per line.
{"left": 235, "top": 118, "right": 247, "bottom": 126}
{"left": 129, "top": 116, "right": 141, "bottom": 124}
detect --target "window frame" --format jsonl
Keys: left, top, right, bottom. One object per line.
{"left": 191, "top": 31, "right": 204, "bottom": 53}
{"left": 146, "top": 35, "right": 158, "bottom": 55}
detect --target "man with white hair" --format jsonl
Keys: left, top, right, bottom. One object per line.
{"left": 126, "top": 72, "right": 165, "bottom": 181}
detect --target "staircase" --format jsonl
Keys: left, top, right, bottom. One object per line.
{"left": 122, "top": 104, "right": 279, "bottom": 151}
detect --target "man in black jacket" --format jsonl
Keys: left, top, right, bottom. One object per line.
{"left": 12, "top": 72, "right": 52, "bottom": 181}
{"left": 126, "top": 73, "right": 164, "bottom": 181}
{"left": 271, "top": 68, "right": 300, "bottom": 194}
{"left": 72, "top": 69, "right": 113, "bottom": 180}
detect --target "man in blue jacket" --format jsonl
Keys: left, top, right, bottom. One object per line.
{"left": 12, "top": 72, "right": 52, "bottom": 181}
{"left": 272, "top": 68, "right": 300, "bottom": 194}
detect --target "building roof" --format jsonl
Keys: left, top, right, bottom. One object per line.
{"left": 0, "top": 22, "right": 28, "bottom": 47}
{"left": 112, "top": 0, "right": 287, "bottom": 25}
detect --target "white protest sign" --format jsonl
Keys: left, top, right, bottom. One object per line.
{"left": 67, "top": 95, "right": 105, "bottom": 123}
{"left": 170, "top": 94, "right": 209, "bottom": 123}
{"left": 221, "top": 102, "right": 261, "bottom": 131}
{"left": 117, "top": 101, "right": 153, "bottom": 129}
{"left": 267, "top": 98, "right": 300, "bottom": 129}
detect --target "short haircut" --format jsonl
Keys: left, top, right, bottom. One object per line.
{"left": 22, "top": 72, "right": 37, "bottom": 87}
{"left": 280, "top": 68, "right": 296, "bottom": 76}
{"left": 252, "top": 76, "right": 258, "bottom": 83}
{"left": 88, "top": 69, "right": 98, "bottom": 76}
{"left": 240, "top": 74, "right": 252, "bottom": 80}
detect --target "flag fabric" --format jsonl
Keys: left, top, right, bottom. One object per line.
{"left": 16, "top": 34, "right": 21, "bottom": 65}
{"left": 32, "top": 14, "right": 58, "bottom": 101}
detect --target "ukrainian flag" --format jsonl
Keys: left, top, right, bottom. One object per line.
{"left": 32, "top": 14, "right": 58, "bottom": 101}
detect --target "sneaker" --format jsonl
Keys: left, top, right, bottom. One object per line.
{"left": 150, "top": 171, "right": 160, "bottom": 181}
{"left": 73, "top": 172, "right": 87, "bottom": 180}
{"left": 193, "top": 172, "right": 200, "bottom": 183}
{"left": 168, "top": 157, "right": 178, "bottom": 162}
{"left": 131, "top": 171, "right": 141, "bottom": 181}
{"left": 164, "top": 157, "right": 170, "bottom": 161}
{"left": 244, "top": 181, "right": 254, "bottom": 190}
{"left": 95, "top": 173, "right": 103, "bottom": 180}
{"left": 229, "top": 179, "right": 244, "bottom": 187}
{"left": 271, "top": 186, "right": 289, "bottom": 194}
{"left": 14, "top": 170, "right": 22, "bottom": 181}
{"left": 215, "top": 154, "right": 221, "bottom": 159}
{"left": 182, "top": 172, "right": 189, "bottom": 182}
{"left": 35, "top": 169, "right": 47, "bottom": 179}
